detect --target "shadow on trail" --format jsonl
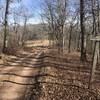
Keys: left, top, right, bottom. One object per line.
{"left": 0, "top": 49, "right": 46, "bottom": 100}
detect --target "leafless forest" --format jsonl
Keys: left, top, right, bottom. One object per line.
{"left": 0, "top": 0, "right": 100, "bottom": 100}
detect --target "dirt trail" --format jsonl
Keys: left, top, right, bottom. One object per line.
{"left": 0, "top": 41, "right": 46, "bottom": 100}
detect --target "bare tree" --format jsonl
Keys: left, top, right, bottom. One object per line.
{"left": 2, "top": 0, "right": 21, "bottom": 54}
{"left": 2, "top": 0, "right": 10, "bottom": 53}
{"left": 20, "top": 5, "right": 34, "bottom": 46}
{"left": 43, "top": 0, "right": 67, "bottom": 53}
{"left": 80, "top": 0, "right": 86, "bottom": 61}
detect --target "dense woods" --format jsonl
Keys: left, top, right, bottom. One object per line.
{"left": 0, "top": 0, "right": 100, "bottom": 100}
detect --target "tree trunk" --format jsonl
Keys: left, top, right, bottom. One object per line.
{"left": 68, "top": 25, "right": 72, "bottom": 53}
{"left": 2, "top": 0, "right": 10, "bottom": 53}
{"left": 80, "top": 0, "right": 86, "bottom": 61}
{"left": 22, "top": 17, "right": 27, "bottom": 46}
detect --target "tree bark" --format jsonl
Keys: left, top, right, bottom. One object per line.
{"left": 2, "top": 0, "right": 10, "bottom": 53}
{"left": 80, "top": 0, "right": 86, "bottom": 61}
{"left": 68, "top": 25, "right": 72, "bottom": 53}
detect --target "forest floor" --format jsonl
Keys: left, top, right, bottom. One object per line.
{"left": 0, "top": 40, "right": 100, "bottom": 100}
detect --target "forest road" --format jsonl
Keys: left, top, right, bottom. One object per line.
{"left": 0, "top": 41, "right": 46, "bottom": 100}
